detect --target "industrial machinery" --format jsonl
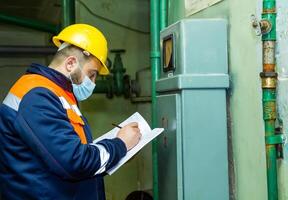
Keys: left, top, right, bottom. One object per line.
{"left": 156, "top": 19, "right": 230, "bottom": 200}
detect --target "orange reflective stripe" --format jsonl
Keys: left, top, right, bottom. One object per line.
{"left": 11, "top": 74, "right": 74, "bottom": 102}
{"left": 67, "top": 109, "right": 87, "bottom": 144}
{"left": 10, "top": 74, "right": 87, "bottom": 144}
{"left": 10, "top": 75, "right": 60, "bottom": 99}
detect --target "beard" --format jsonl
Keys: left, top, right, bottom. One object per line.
{"left": 70, "top": 64, "right": 83, "bottom": 85}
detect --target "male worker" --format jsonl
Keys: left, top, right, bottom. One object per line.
{"left": 0, "top": 24, "right": 141, "bottom": 200}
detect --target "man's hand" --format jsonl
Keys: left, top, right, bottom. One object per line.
{"left": 117, "top": 122, "right": 141, "bottom": 151}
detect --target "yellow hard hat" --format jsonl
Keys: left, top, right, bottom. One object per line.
{"left": 53, "top": 24, "right": 109, "bottom": 75}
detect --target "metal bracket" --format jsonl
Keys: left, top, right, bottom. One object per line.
{"left": 266, "top": 133, "right": 287, "bottom": 159}
{"left": 265, "top": 134, "right": 285, "bottom": 145}
{"left": 251, "top": 15, "right": 262, "bottom": 35}
{"left": 251, "top": 14, "right": 272, "bottom": 36}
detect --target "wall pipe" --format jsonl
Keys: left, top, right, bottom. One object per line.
{"left": 260, "top": 0, "right": 279, "bottom": 199}
{"left": 160, "top": 0, "right": 167, "bottom": 31}
{"left": 151, "top": 0, "right": 160, "bottom": 200}
{"left": 0, "top": 45, "right": 57, "bottom": 55}
{"left": 0, "top": 13, "right": 59, "bottom": 34}
{"left": 150, "top": 0, "right": 167, "bottom": 199}
{"left": 62, "top": 0, "right": 75, "bottom": 28}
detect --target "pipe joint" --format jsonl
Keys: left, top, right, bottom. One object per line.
{"left": 150, "top": 51, "right": 161, "bottom": 58}
{"left": 263, "top": 9, "right": 276, "bottom": 14}
{"left": 260, "top": 72, "right": 277, "bottom": 88}
{"left": 261, "top": 78, "right": 277, "bottom": 88}
{"left": 260, "top": 72, "right": 277, "bottom": 78}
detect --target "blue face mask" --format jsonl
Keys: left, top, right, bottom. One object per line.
{"left": 72, "top": 75, "right": 96, "bottom": 101}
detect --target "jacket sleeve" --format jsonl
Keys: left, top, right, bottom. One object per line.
{"left": 13, "top": 87, "right": 127, "bottom": 180}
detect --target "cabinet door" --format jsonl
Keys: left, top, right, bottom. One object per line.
{"left": 157, "top": 94, "right": 183, "bottom": 200}
{"left": 181, "top": 90, "right": 229, "bottom": 200}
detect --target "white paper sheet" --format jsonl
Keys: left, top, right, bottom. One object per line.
{"left": 93, "top": 112, "right": 164, "bottom": 175}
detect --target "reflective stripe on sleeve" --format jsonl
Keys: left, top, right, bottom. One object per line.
{"left": 89, "top": 143, "right": 110, "bottom": 175}
{"left": 3, "top": 92, "right": 21, "bottom": 111}
{"left": 58, "top": 97, "right": 71, "bottom": 109}
{"left": 71, "top": 105, "right": 82, "bottom": 116}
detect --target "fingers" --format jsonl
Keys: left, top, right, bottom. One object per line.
{"left": 130, "top": 125, "right": 141, "bottom": 139}
{"left": 128, "top": 122, "right": 138, "bottom": 127}
{"left": 132, "top": 127, "right": 140, "bottom": 133}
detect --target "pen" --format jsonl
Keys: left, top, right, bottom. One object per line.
{"left": 112, "top": 123, "right": 122, "bottom": 129}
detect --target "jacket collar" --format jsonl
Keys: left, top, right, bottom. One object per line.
{"left": 26, "top": 63, "right": 73, "bottom": 92}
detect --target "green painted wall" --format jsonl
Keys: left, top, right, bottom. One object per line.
{"left": 167, "top": 0, "right": 268, "bottom": 199}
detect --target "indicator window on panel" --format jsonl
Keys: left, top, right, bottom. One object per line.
{"left": 163, "top": 35, "right": 175, "bottom": 72}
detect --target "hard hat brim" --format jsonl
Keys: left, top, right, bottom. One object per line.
{"left": 99, "top": 62, "right": 109, "bottom": 75}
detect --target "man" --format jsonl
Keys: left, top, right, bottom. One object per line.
{"left": 0, "top": 24, "right": 141, "bottom": 200}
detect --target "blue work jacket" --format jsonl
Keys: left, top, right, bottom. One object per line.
{"left": 0, "top": 63, "right": 127, "bottom": 200}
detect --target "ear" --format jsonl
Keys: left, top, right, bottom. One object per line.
{"left": 64, "top": 56, "right": 77, "bottom": 73}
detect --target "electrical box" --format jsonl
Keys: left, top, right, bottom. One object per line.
{"left": 156, "top": 19, "right": 229, "bottom": 200}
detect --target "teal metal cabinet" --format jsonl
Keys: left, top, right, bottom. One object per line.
{"left": 157, "top": 94, "right": 182, "bottom": 200}
{"left": 156, "top": 19, "right": 230, "bottom": 200}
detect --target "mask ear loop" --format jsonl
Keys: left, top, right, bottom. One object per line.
{"left": 70, "top": 59, "right": 83, "bottom": 85}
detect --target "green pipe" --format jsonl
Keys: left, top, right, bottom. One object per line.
{"left": 151, "top": 0, "right": 160, "bottom": 199}
{"left": 262, "top": 0, "right": 276, "bottom": 41}
{"left": 150, "top": 1, "right": 167, "bottom": 199}
{"left": 0, "top": 13, "right": 58, "bottom": 34}
{"left": 263, "top": 89, "right": 278, "bottom": 200}
{"left": 261, "top": 0, "right": 278, "bottom": 199}
{"left": 62, "top": 0, "right": 76, "bottom": 28}
{"left": 160, "top": 0, "right": 167, "bottom": 31}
